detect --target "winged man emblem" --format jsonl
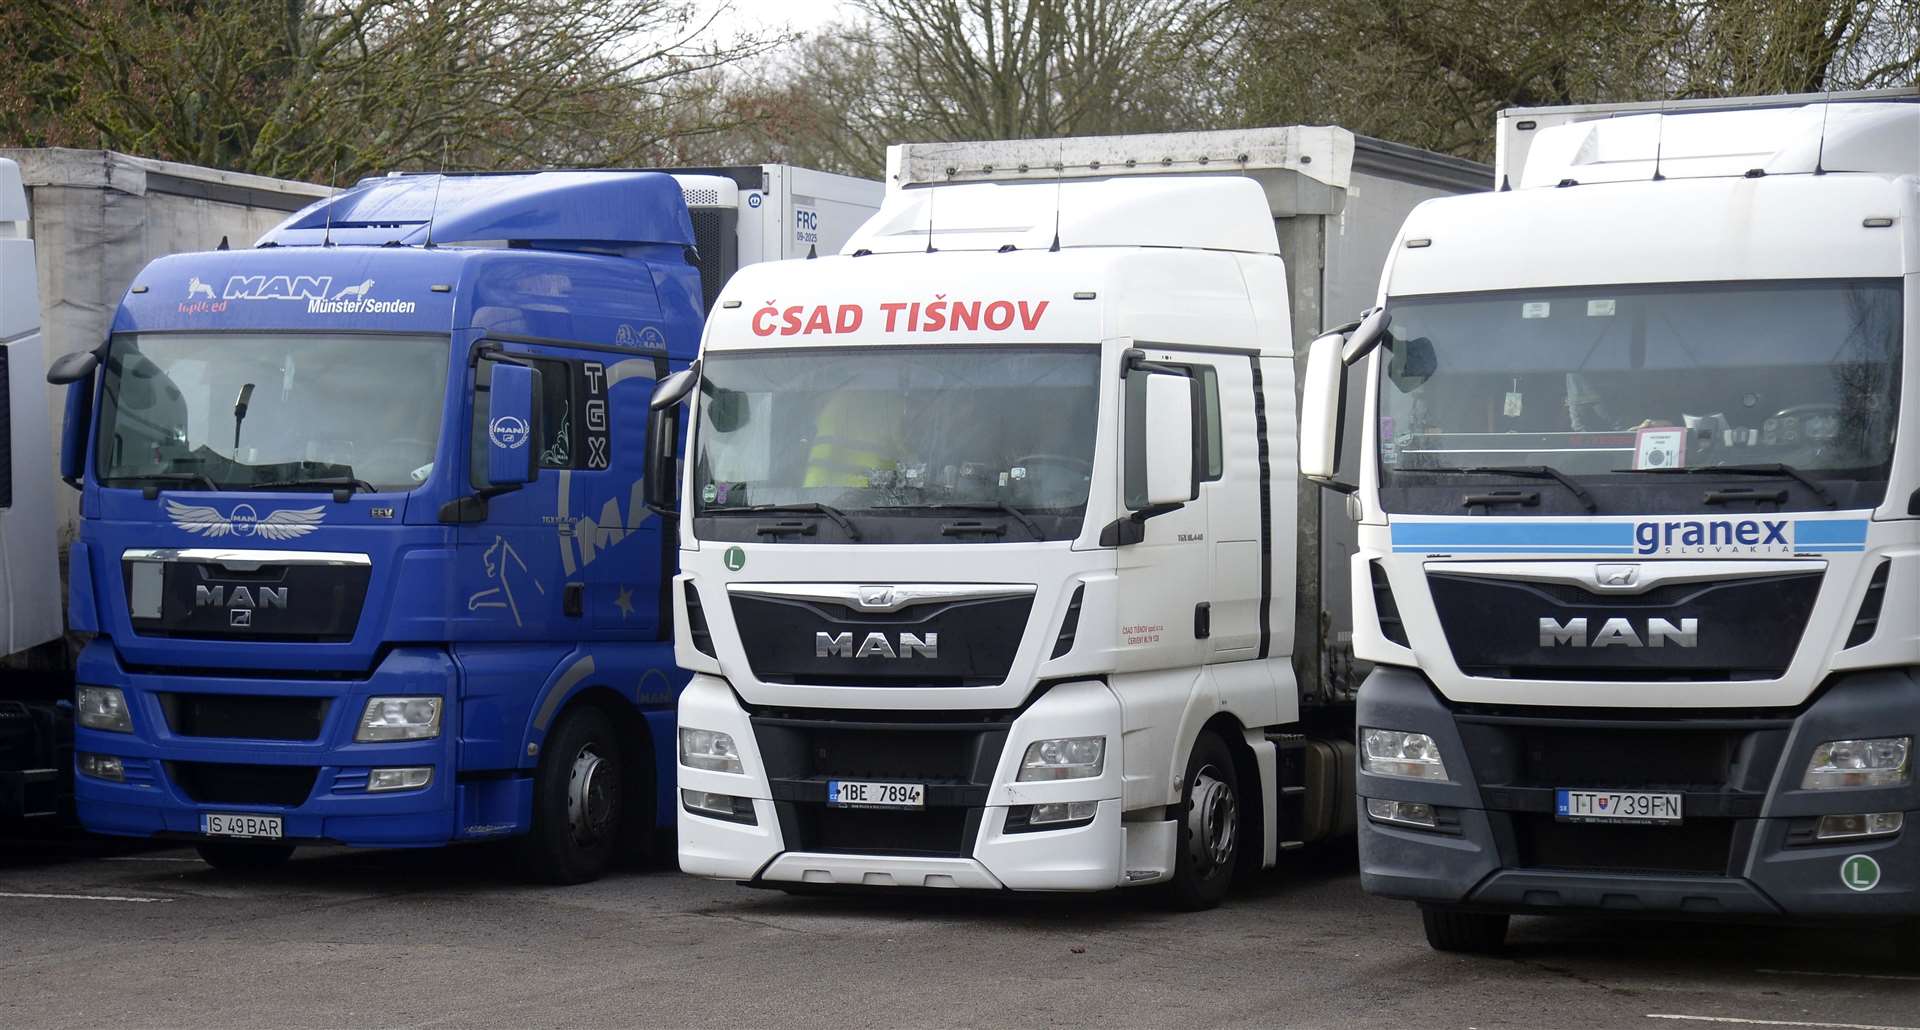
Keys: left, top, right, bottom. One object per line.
{"left": 164, "top": 499, "right": 327, "bottom": 540}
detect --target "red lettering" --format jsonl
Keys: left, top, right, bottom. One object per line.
{"left": 1017, "top": 300, "right": 1048, "bottom": 330}
{"left": 984, "top": 300, "right": 1015, "bottom": 331}
{"left": 907, "top": 302, "right": 922, "bottom": 331}
{"left": 950, "top": 301, "right": 980, "bottom": 331}
{"left": 752, "top": 304, "right": 779, "bottom": 337}
{"left": 880, "top": 302, "right": 907, "bottom": 332}
{"left": 803, "top": 305, "right": 833, "bottom": 334}
{"left": 836, "top": 305, "right": 863, "bottom": 333}
{"left": 781, "top": 306, "right": 802, "bottom": 335}
{"left": 923, "top": 299, "right": 948, "bottom": 332}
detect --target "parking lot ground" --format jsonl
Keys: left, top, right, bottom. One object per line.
{"left": 1, "top": 836, "right": 1915, "bottom": 1029}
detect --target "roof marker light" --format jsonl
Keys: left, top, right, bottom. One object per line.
{"left": 1863, "top": 217, "right": 1894, "bottom": 228}
{"left": 1073, "top": 291, "right": 1097, "bottom": 301}
{"left": 1405, "top": 238, "right": 1432, "bottom": 249}
{"left": 430, "top": 284, "right": 452, "bottom": 293}
{"left": 721, "top": 300, "right": 742, "bottom": 309}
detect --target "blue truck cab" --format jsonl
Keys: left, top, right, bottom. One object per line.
{"left": 47, "top": 171, "right": 701, "bottom": 882}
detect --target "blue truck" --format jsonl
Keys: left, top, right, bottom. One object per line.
{"left": 46, "top": 170, "right": 703, "bottom": 882}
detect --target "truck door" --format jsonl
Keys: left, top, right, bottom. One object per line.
{"left": 1112, "top": 349, "right": 1211, "bottom": 671}
{"left": 1196, "top": 358, "right": 1263, "bottom": 660}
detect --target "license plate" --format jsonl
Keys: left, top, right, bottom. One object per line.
{"left": 204, "top": 813, "right": 284, "bottom": 839}
{"left": 1555, "top": 789, "right": 1682, "bottom": 825}
{"left": 826, "top": 780, "right": 924, "bottom": 809}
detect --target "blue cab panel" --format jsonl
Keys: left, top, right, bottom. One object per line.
{"left": 69, "top": 172, "right": 699, "bottom": 876}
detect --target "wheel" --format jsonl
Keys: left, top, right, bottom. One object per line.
{"left": 195, "top": 842, "right": 295, "bottom": 872}
{"left": 517, "top": 705, "right": 628, "bottom": 885}
{"left": 1165, "top": 731, "right": 1242, "bottom": 911}
{"left": 1421, "top": 906, "right": 1509, "bottom": 954}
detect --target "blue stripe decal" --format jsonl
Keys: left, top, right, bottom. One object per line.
{"left": 1795, "top": 519, "right": 1871, "bottom": 547}
{"left": 1390, "top": 522, "right": 1634, "bottom": 551}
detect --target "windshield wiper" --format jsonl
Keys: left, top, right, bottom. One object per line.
{"left": 103, "top": 472, "right": 221, "bottom": 494}
{"left": 708, "top": 502, "right": 862, "bottom": 539}
{"left": 877, "top": 502, "right": 1043, "bottom": 539}
{"left": 252, "top": 475, "right": 377, "bottom": 498}
{"left": 1410, "top": 465, "right": 1597, "bottom": 513}
{"left": 1616, "top": 462, "right": 1837, "bottom": 509}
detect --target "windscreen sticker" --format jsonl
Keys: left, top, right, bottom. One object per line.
{"left": 1587, "top": 299, "right": 1617, "bottom": 317}
{"left": 1521, "top": 301, "right": 1550, "bottom": 319}
{"left": 1390, "top": 518, "right": 1870, "bottom": 556}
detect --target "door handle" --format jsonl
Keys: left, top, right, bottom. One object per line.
{"left": 1194, "top": 602, "right": 1211, "bottom": 640}
{"left": 564, "top": 583, "right": 584, "bottom": 618}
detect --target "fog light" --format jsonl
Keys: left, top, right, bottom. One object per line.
{"left": 1366, "top": 798, "right": 1438, "bottom": 829}
{"left": 77, "top": 753, "right": 124, "bottom": 782}
{"left": 1017, "top": 736, "right": 1105, "bottom": 781}
{"left": 681, "top": 788, "right": 756, "bottom": 825}
{"left": 368, "top": 767, "right": 433, "bottom": 793}
{"left": 355, "top": 697, "right": 442, "bottom": 742}
{"left": 1031, "top": 800, "right": 1099, "bottom": 825}
{"left": 1815, "top": 812, "right": 1903, "bottom": 842}
{"left": 76, "top": 686, "right": 132, "bottom": 733}
{"left": 1802, "top": 737, "right": 1910, "bottom": 789}
{"left": 679, "top": 728, "right": 744, "bottom": 773}
{"left": 1361, "top": 728, "right": 1448, "bottom": 781}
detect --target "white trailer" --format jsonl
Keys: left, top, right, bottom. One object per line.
{"left": 1299, "top": 89, "right": 1920, "bottom": 955}
{"left": 649, "top": 127, "right": 1484, "bottom": 903}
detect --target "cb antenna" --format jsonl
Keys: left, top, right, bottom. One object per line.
{"left": 322, "top": 152, "right": 340, "bottom": 247}
{"left": 924, "top": 174, "right": 938, "bottom": 254}
{"left": 424, "top": 136, "right": 450, "bottom": 248}
{"left": 1813, "top": 88, "right": 1835, "bottom": 175}
{"left": 1049, "top": 141, "right": 1064, "bottom": 253}
{"left": 1650, "top": 95, "right": 1667, "bottom": 182}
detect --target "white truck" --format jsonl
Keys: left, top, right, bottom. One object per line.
{"left": 1298, "top": 89, "right": 1920, "bottom": 952}
{"left": 648, "top": 128, "right": 1486, "bottom": 903}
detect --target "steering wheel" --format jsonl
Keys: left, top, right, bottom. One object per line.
{"left": 1010, "top": 453, "right": 1094, "bottom": 477}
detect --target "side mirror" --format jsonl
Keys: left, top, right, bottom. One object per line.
{"left": 1342, "top": 307, "right": 1392, "bottom": 364}
{"left": 643, "top": 392, "right": 684, "bottom": 517}
{"left": 1300, "top": 331, "right": 1345, "bottom": 481}
{"left": 650, "top": 361, "right": 699, "bottom": 411}
{"left": 59, "top": 375, "right": 93, "bottom": 488}
{"left": 1141, "top": 373, "right": 1196, "bottom": 506}
{"left": 47, "top": 351, "right": 99, "bottom": 385}
{"left": 485, "top": 362, "right": 540, "bottom": 487}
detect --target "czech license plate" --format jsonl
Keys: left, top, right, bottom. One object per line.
{"left": 826, "top": 780, "right": 924, "bottom": 809}
{"left": 204, "top": 813, "right": 284, "bottom": 839}
{"left": 1555, "top": 789, "right": 1682, "bottom": 825}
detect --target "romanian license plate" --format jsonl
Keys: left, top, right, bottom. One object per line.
{"left": 826, "top": 780, "right": 924, "bottom": 809}
{"left": 1555, "top": 789, "right": 1682, "bottom": 825}
{"left": 203, "top": 813, "right": 284, "bottom": 839}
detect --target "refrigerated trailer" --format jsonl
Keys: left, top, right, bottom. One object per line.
{"left": 1298, "top": 89, "right": 1920, "bottom": 954}
{"left": 0, "top": 150, "right": 325, "bottom": 825}
{"left": 648, "top": 128, "right": 1485, "bottom": 902}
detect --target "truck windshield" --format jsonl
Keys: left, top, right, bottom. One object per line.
{"left": 1376, "top": 279, "right": 1902, "bottom": 512}
{"left": 693, "top": 346, "right": 1099, "bottom": 543}
{"left": 96, "top": 332, "right": 451, "bottom": 493}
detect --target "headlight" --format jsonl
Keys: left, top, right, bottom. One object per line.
{"left": 1802, "top": 737, "right": 1910, "bottom": 790}
{"left": 679, "top": 727, "right": 743, "bottom": 773}
{"left": 1017, "top": 736, "right": 1105, "bottom": 781}
{"left": 76, "top": 686, "right": 132, "bottom": 733}
{"left": 355, "top": 697, "right": 442, "bottom": 742}
{"left": 1361, "top": 728, "right": 1448, "bottom": 781}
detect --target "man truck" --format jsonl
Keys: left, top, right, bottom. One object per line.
{"left": 0, "top": 150, "right": 326, "bottom": 829}
{"left": 649, "top": 128, "right": 1486, "bottom": 903}
{"left": 1298, "top": 90, "right": 1920, "bottom": 953}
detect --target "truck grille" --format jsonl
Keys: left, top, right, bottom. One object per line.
{"left": 166, "top": 761, "right": 318, "bottom": 807}
{"left": 731, "top": 593, "right": 1033, "bottom": 688}
{"left": 157, "top": 694, "right": 330, "bottom": 742}
{"left": 1512, "top": 815, "right": 1740, "bottom": 876}
{"left": 1456, "top": 715, "right": 1790, "bottom": 793}
{"left": 754, "top": 709, "right": 1009, "bottom": 858}
{"left": 1429, "top": 571, "right": 1821, "bottom": 680}
{"left": 122, "top": 557, "right": 371, "bottom": 643}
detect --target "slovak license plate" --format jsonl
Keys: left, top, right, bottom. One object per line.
{"left": 826, "top": 780, "right": 924, "bottom": 809}
{"left": 1555, "top": 789, "right": 1682, "bottom": 825}
{"left": 204, "top": 813, "right": 284, "bottom": 839}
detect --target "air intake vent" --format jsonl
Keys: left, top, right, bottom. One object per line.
{"left": 1371, "top": 561, "right": 1408, "bottom": 647}
{"left": 1051, "top": 586, "right": 1085, "bottom": 659}
{"left": 680, "top": 187, "right": 723, "bottom": 208}
{"left": 1845, "top": 561, "right": 1891, "bottom": 649}
{"left": 685, "top": 582, "right": 716, "bottom": 657}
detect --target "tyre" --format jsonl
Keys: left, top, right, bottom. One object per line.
{"left": 195, "top": 842, "right": 295, "bottom": 872}
{"left": 1421, "top": 906, "right": 1509, "bottom": 954}
{"left": 517, "top": 705, "right": 629, "bottom": 885}
{"left": 1165, "top": 730, "right": 1243, "bottom": 911}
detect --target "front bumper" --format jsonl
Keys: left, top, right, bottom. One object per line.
{"left": 72, "top": 642, "right": 471, "bottom": 848}
{"left": 1357, "top": 665, "right": 1920, "bottom": 919}
{"left": 675, "top": 675, "right": 1132, "bottom": 891}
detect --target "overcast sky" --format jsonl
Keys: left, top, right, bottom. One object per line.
{"left": 708, "top": 0, "right": 855, "bottom": 37}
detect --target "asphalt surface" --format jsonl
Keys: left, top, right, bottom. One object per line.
{"left": 0, "top": 836, "right": 1915, "bottom": 1029}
